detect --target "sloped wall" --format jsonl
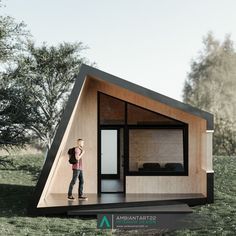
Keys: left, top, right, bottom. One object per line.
{"left": 48, "top": 78, "right": 98, "bottom": 195}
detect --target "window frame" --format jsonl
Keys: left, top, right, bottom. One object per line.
{"left": 125, "top": 125, "right": 189, "bottom": 176}
{"left": 98, "top": 91, "right": 189, "bottom": 177}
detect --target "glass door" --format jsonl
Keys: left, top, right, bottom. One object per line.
{"left": 100, "top": 128, "right": 124, "bottom": 193}
{"left": 101, "top": 129, "right": 118, "bottom": 177}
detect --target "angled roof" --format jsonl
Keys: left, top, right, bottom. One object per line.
{"left": 28, "top": 64, "right": 213, "bottom": 215}
{"left": 79, "top": 64, "right": 213, "bottom": 129}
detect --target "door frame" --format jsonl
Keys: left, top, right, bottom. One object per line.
{"left": 98, "top": 125, "right": 126, "bottom": 194}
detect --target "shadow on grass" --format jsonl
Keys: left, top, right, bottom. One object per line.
{"left": 0, "top": 163, "right": 42, "bottom": 182}
{"left": 15, "top": 164, "right": 42, "bottom": 182}
{"left": 0, "top": 183, "right": 96, "bottom": 220}
{"left": 0, "top": 184, "right": 35, "bottom": 217}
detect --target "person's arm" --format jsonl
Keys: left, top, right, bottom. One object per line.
{"left": 75, "top": 147, "right": 85, "bottom": 160}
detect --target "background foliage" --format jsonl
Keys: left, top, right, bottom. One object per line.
{"left": 0, "top": 2, "right": 92, "bottom": 151}
{"left": 1, "top": 42, "right": 89, "bottom": 150}
{"left": 183, "top": 32, "right": 236, "bottom": 156}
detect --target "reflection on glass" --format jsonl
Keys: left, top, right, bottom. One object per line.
{"left": 99, "top": 93, "right": 125, "bottom": 125}
{"left": 127, "top": 103, "right": 182, "bottom": 125}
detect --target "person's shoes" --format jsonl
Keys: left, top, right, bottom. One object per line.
{"left": 78, "top": 195, "right": 88, "bottom": 200}
{"left": 68, "top": 195, "right": 75, "bottom": 200}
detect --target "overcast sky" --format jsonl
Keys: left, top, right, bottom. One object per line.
{"left": 2, "top": 0, "right": 236, "bottom": 101}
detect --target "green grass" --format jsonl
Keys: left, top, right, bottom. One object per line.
{"left": 0, "top": 154, "right": 236, "bottom": 235}
{"left": 0, "top": 154, "right": 110, "bottom": 236}
{"left": 168, "top": 156, "right": 236, "bottom": 235}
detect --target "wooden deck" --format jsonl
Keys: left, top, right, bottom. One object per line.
{"left": 67, "top": 203, "right": 193, "bottom": 216}
{"left": 38, "top": 193, "right": 206, "bottom": 209}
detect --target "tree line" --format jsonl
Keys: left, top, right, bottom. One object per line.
{"left": 183, "top": 32, "right": 236, "bottom": 156}
{"left": 1, "top": 2, "right": 235, "bottom": 156}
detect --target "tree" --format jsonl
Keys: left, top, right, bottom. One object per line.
{"left": 1, "top": 41, "right": 91, "bottom": 151}
{"left": 0, "top": 85, "right": 32, "bottom": 149}
{"left": 183, "top": 32, "right": 236, "bottom": 156}
{"left": 0, "top": 2, "right": 92, "bottom": 151}
{"left": 0, "top": 3, "right": 29, "bottom": 63}
{"left": 0, "top": 2, "right": 30, "bottom": 150}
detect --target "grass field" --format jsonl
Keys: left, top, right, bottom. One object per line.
{"left": 0, "top": 154, "right": 236, "bottom": 235}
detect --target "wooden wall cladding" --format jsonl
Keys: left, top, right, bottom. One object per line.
{"left": 51, "top": 77, "right": 98, "bottom": 194}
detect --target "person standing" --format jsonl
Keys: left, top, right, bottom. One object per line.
{"left": 68, "top": 138, "right": 88, "bottom": 200}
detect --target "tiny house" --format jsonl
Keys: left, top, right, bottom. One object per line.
{"left": 28, "top": 64, "right": 214, "bottom": 216}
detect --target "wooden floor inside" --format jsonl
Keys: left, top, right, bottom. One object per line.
{"left": 38, "top": 193, "right": 206, "bottom": 208}
{"left": 101, "top": 179, "right": 123, "bottom": 192}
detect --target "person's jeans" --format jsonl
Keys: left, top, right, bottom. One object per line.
{"left": 68, "top": 169, "right": 84, "bottom": 197}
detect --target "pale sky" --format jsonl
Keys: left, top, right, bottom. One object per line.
{"left": 2, "top": 0, "right": 236, "bottom": 101}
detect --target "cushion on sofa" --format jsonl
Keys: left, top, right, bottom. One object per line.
{"left": 164, "top": 163, "right": 183, "bottom": 171}
{"left": 143, "top": 163, "right": 161, "bottom": 169}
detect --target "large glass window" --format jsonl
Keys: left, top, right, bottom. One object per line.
{"left": 99, "top": 93, "right": 125, "bottom": 125}
{"left": 127, "top": 103, "right": 183, "bottom": 125}
{"left": 128, "top": 128, "right": 187, "bottom": 175}
{"left": 98, "top": 92, "right": 188, "bottom": 176}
